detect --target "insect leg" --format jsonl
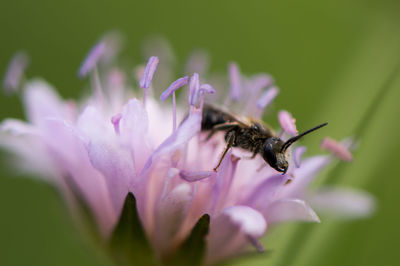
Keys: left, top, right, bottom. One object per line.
{"left": 213, "top": 130, "right": 236, "bottom": 172}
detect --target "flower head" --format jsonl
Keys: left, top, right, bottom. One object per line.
{"left": 0, "top": 36, "right": 375, "bottom": 265}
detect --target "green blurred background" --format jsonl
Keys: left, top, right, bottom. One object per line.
{"left": 1, "top": 0, "right": 399, "bottom": 265}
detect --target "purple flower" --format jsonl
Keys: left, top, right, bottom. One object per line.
{"left": 0, "top": 39, "right": 375, "bottom": 265}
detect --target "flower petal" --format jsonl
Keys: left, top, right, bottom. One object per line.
{"left": 179, "top": 170, "right": 213, "bottom": 182}
{"left": 119, "top": 99, "right": 153, "bottom": 174}
{"left": 23, "top": 79, "right": 71, "bottom": 126}
{"left": 154, "top": 183, "right": 194, "bottom": 255}
{"left": 0, "top": 119, "right": 38, "bottom": 136}
{"left": 0, "top": 119, "right": 57, "bottom": 179}
{"left": 78, "top": 106, "right": 134, "bottom": 217}
{"left": 265, "top": 198, "right": 320, "bottom": 224}
{"left": 142, "top": 110, "right": 202, "bottom": 172}
{"left": 223, "top": 205, "right": 267, "bottom": 237}
{"left": 42, "top": 118, "right": 117, "bottom": 236}
{"left": 281, "top": 155, "right": 331, "bottom": 198}
{"left": 308, "top": 187, "right": 376, "bottom": 219}
{"left": 207, "top": 205, "right": 267, "bottom": 264}
{"left": 245, "top": 174, "right": 289, "bottom": 212}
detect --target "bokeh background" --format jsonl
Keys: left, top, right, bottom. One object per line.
{"left": 1, "top": 0, "right": 400, "bottom": 265}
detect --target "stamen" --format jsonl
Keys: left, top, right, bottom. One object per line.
{"left": 91, "top": 66, "right": 104, "bottom": 105}
{"left": 160, "top": 76, "right": 189, "bottom": 101}
{"left": 140, "top": 56, "right": 159, "bottom": 89}
{"left": 199, "top": 84, "right": 216, "bottom": 94}
{"left": 3, "top": 51, "right": 30, "bottom": 93}
{"left": 185, "top": 50, "right": 210, "bottom": 76}
{"left": 140, "top": 56, "right": 159, "bottom": 105}
{"left": 252, "top": 74, "right": 273, "bottom": 91}
{"left": 192, "top": 83, "right": 216, "bottom": 110}
{"left": 256, "top": 86, "right": 279, "bottom": 109}
{"left": 188, "top": 73, "right": 200, "bottom": 106}
{"left": 111, "top": 113, "right": 122, "bottom": 134}
{"left": 247, "top": 235, "right": 265, "bottom": 253}
{"left": 278, "top": 110, "right": 298, "bottom": 136}
{"left": 229, "top": 62, "right": 241, "bottom": 101}
{"left": 179, "top": 170, "right": 213, "bottom": 182}
{"left": 321, "top": 137, "right": 353, "bottom": 162}
{"left": 161, "top": 76, "right": 189, "bottom": 132}
{"left": 79, "top": 41, "right": 106, "bottom": 78}
{"left": 172, "top": 92, "right": 177, "bottom": 131}
{"left": 293, "top": 146, "right": 307, "bottom": 168}
{"left": 107, "top": 68, "right": 125, "bottom": 88}
{"left": 100, "top": 31, "right": 123, "bottom": 64}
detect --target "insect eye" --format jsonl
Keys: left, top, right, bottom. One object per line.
{"left": 262, "top": 139, "right": 278, "bottom": 167}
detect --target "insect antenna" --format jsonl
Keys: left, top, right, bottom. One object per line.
{"left": 281, "top": 122, "right": 328, "bottom": 152}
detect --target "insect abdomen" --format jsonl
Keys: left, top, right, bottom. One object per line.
{"left": 201, "top": 105, "right": 233, "bottom": 131}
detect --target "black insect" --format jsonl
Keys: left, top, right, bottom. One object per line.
{"left": 201, "top": 104, "right": 327, "bottom": 174}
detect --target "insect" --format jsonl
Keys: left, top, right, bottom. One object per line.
{"left": 201, "top": 104, "right": 328, "bottom": 174}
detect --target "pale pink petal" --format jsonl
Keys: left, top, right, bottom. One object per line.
{"left": 139, "top": 56, "right": 159, "bottom": 89}
{"left": 23, "top": 79, "right": 70, "bottom": 126}
{"left": 278, "top": 110, "right": 298, "bottom": 136}
{"left": 154, "top": 183, "right": 194, "bottom": 255}
{"left": 179, "top": 170, "right": 213, "bottom": 182}
{"left": 321, "top": 137, "right": 353, "bottom": 161}
{"left": 79, "top": 42, "right": 106, "bottom": 77}
{"left": 245, "top": 174, "right": 289, "bottom": 212}
{"left": 0, "top": 119, "right": 38, "bottom": 136}
{"left": 256, "top": 86, "right": 279, "bottom": 109}
{"left": 77, "top": 106, "right": 133, "bottom": 217}
{"left": 207, "top": 205, "right": 267, "bottom": 263}
{"left": 0, "top": 120, "right": 57, "bottom": 179}
{"left": 293, "top": 146, "right": 307, "bottom": 168}
{"left": 281, "top": 155, "right": 331, "bottom": 198}
{"left": 3, "top": 51, "right": 30, "bottom": 93}
{"left": 42, "top": 118, "right": 116, "bottom": 236}
{"left": 265, "top": 198, "right": 320, "bottom": 224}
{"left": 137, "top": 110, "right": 202, "bottom": 230}
{"left": 211, "top": 152, "right": 240, "bottom": 212}
{"left": 308, "top": 187, "right": 376, "bottom": 219}
{"left": 229, "top": 62, "right": 241, "bottom": 100}
{"left": 143, "top": 110, "right": 202, "bottom": 171}
{"left": 223, "top": 206, "right": 267, "bottom": 237}
{"left": 119, "top": 99, "right": 153, "bottom": 174}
